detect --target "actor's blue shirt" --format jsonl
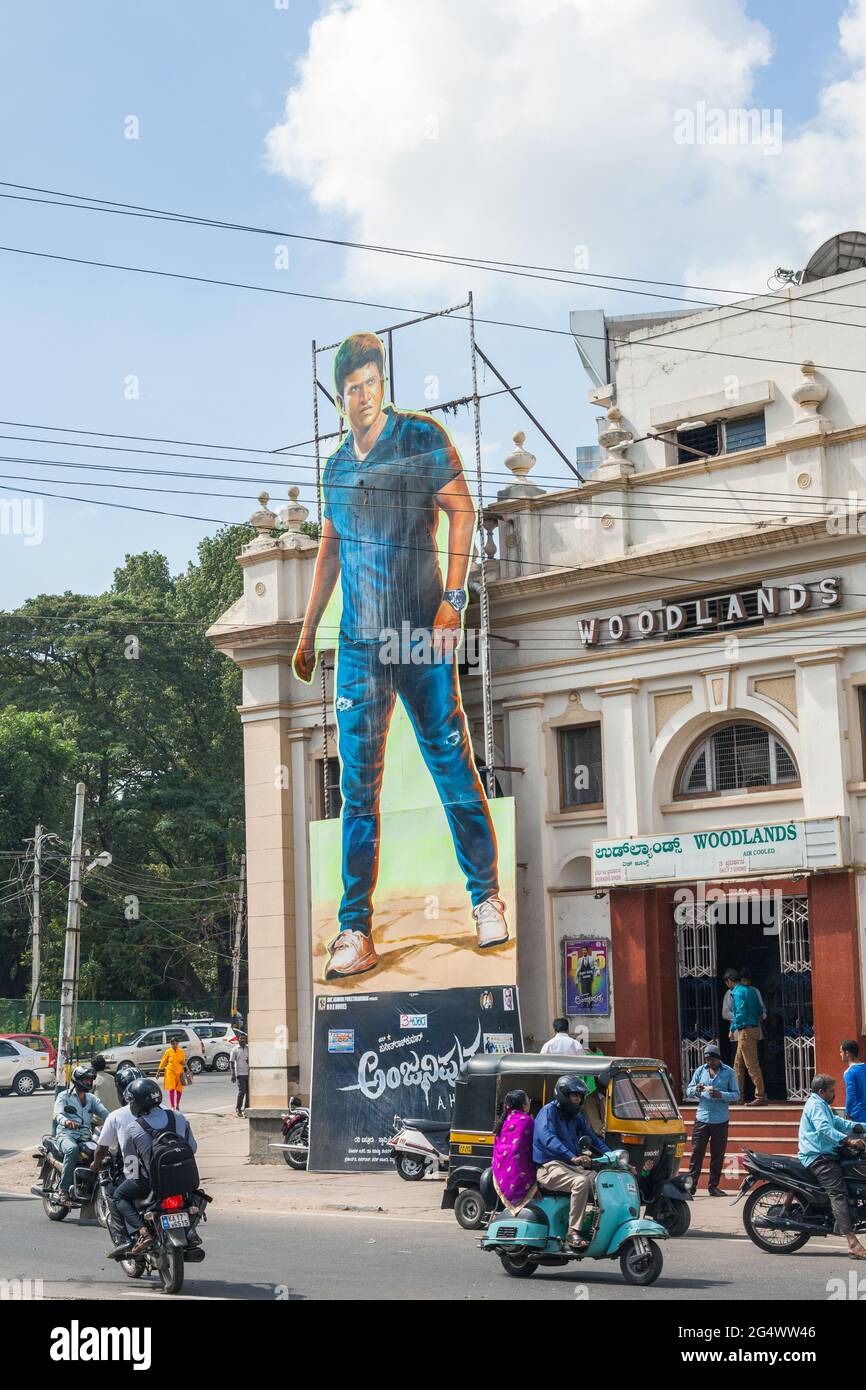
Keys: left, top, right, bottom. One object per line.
{"left": 844, "top": 1063, "right": 866, "bottom": 1122}
{"left": 532, "top": 1099, "right": 609, "bottom": 1166}
{"left": 52, "top": 1087, "right": 108, "bottom": 1140}
{"left": 729, "top": 983, "right": 763, "bottom": 1032}
{"left": 685, "top": 1063, "right": 739, "bottom": 1123}
{"left": 798, "top": 1093, "right": 862, "bottom": 1167}
{"left": 323, "top": 407, "right": 462, "bottom": 641}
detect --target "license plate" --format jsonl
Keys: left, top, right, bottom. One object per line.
{"left": 161, "top": 1211, "right": 190, "bottom": 1229}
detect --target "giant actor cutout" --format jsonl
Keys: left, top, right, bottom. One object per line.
{"left": 293, "top": 332, "right": 509, "bottom": 981}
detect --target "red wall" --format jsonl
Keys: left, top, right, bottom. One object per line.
{"left": 809, "top": 871, "right": 862, "bottom": 1080}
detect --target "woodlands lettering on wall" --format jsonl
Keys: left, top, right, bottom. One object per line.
{"left": 577, "top": 578, "right": 841, "bottom": 647}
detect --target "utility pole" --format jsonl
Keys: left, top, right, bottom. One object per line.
{"left": 56, "top": 783, "right": 86, "bottom": 1084}
{"left": 30, "top": 824, "right": 43, "bottom": 1030}
{"left": 230, "top": 853, "right": 246, "bottom": 1023}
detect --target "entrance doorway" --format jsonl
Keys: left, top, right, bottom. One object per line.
{"left": 675, "top": 891, "right": 814, "bottom": 1101}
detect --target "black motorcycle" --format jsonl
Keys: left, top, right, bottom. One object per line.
{"left": 109, "top": 1188, "right": 212, "bottom": 1295}
{"left": 738, "top": 1142, "right": 866, "bottom": 1252}
{"left": 32, "top": 1110, "right": 102, "bottom": 1223}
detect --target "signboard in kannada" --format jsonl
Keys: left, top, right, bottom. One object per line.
{"left": 591, "top": 820, "right": 812, "bottom": 887}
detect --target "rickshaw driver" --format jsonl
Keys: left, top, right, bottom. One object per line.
{"left": 532, "top": 1076, "right": 610, "bottom": 1250}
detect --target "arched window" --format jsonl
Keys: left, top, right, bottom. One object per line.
{"left": 677, "top": 721, "right": 798, "bottom": 797}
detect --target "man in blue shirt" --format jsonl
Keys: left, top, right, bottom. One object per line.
{"left": 52, "top": 1064, "right": 109, "bottom": 1205}
{"left": 841, "top": 1039, "right": 866, "bottom": 1123}
{"left": 293, "top": 332, "right": 506, "bottom": 980}
{"left": 723, "top": 968, "right": 767, "bottom": 1106}
{"left": 532, "top": 1075, "right": 609, "bottom": 1249}
{"left": 685, "top": 1044, "right": 739, "bottom": 1196}
{"left": 799, "top": 1074, "right": 866, "bottom": 1258}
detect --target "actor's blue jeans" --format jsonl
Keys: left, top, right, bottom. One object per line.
{"left": 334, "top": 637, "right": 499, "bottom": 935}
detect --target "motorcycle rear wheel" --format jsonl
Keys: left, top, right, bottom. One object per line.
{"left": 159, "top": 1245, "right": 185, "bottom": 1295}
{"left": 743, "top": 1185, "right": 812, "bottom": 1254}
{"left": 282, "top": 1121, "right": 309, "bottom": 1170}
{"left": 498, "top": 1252, "right": 538, "bottom": 1278}
{"left": 395, "top": 1154, "right": 426, "bottom": 1181}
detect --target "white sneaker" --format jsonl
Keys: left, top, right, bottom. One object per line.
{"left": 472, "top": 896, "right": 509, "bottom": 948}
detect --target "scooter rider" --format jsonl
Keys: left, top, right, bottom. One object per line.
{"left": 532, "top": 1076, "right": 610, "bottom": 1251}
{"left": 93, "top": 1076, "right": 197, "bottom": 1260}
{"left": 52, "top": 1064, "right": 109, "bottom": 1208}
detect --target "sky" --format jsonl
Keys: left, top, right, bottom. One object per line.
{"left": 0, "top": 0, "right": 861, "bottom": 607}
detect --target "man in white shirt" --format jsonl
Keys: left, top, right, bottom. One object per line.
{"left": 540, "top": 1018, "right": 586, "bottom": 1056}
{"left": 230, "top": 1032, "right": 250, "bottom": 1117}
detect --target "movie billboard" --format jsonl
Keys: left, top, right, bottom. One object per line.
{"left": 293, "top": 330, "right": 517, "bottom": 994}
{"left": 310, "top": 986, "right": 522, "bottom": 1171}
{"left": 563, "top": 936, "right": 611, "bottom": 1017}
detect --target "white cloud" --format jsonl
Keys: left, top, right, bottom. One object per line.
{"left": 266, "top": 0, "right": 866, "bottom": 312}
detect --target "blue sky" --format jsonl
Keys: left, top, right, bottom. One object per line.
{"left": 0, "top": 0, "right": 853, "bottom": 606}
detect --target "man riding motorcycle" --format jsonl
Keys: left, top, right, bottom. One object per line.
{"left": 93, "top": 1076, "right": 198, "bottom": 1260}
{"left": 52, "top": 1064, "right": 109, "bottom": 1208}
{"left": 532, "top": 1075, "right": 610, "bottom": 1250}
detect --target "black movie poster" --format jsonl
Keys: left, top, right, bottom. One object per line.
{"left": 309, "top": 986, "right": 522, "bottom": 1171}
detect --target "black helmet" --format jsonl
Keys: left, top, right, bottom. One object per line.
{"left": 127, "top": 1077, "right": 162, "bottom": 1117}
{"left": 115, "top": 1062, "right": 143, "bottom": 1102}
{"left": 71, "top": 1064, "right": 94, "bottom": 1091}
{"left": 555, "top": 1075, "right": 589, "bottom": 1116}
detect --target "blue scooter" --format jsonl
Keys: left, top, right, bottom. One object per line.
{"left": 482, "top": 1144, "right": 668, "bottom": 1285}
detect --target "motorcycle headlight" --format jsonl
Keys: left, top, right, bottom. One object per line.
{"left": 614, "top": 1149, "right": 630, "bottom": 1169}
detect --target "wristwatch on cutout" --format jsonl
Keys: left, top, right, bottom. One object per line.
{"left": 443, "top": 588, "right": 467, "bottom": 613}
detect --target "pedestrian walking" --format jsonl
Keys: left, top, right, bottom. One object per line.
{"left": 157, "top": 1034, "right": 189, "bottom": 1110}
{"left": 685, "top": 1043, "right": 739, "bottom": 1195}
{"left": 230, "top": 1030, "right": 250, "bottom": 1117}
{"left": 723, "top": 968, "right": 767, "bottom": 1106}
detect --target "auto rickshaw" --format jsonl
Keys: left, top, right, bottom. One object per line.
{"left": 442, "top": 1053, "right": 690, "bottom": 1235}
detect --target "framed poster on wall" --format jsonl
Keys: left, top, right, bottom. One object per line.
{"left": 563, "top": 936, "right": 611, "bottom": 1017}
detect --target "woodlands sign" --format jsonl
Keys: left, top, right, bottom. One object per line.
{"left": 591, "top": 816, "right": 847, "bottom": 887}
{"left": 577, "top": 577, "right": 841, "bottom": 646}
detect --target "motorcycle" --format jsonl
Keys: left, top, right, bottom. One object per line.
{"left": 32, "top": 1106, "right": 104, "bottom": 1223}
{"left": 737, "top": 1142, "right": 866, "bottom": 1252}
{"left": 270, "top": 1096, "right": 310, "bottom": 1170}
{"left": 389, "top": 1116, "right": 450, "bottom": 1181}
{"left": 108, "top": 1188, "right": 212, "bottom": 1295}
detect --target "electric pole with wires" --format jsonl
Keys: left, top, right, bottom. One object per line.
{"left": 230, "top": 852, "right": 246, "bottom": 1024}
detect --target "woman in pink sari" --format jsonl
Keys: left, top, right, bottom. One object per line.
{"left": 491, "top": 1089, "right": 537, "bottom": 1214}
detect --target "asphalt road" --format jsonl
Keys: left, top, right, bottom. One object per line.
{"left": 0, "top": 1071, "right": 232, "bottom": 1156}
{"left": 0, "top": 1194, "right": 859, "bottom": 1302}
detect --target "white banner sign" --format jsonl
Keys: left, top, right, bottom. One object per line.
{"left": 591, "top": 818, "right": 845, "bottom": 887}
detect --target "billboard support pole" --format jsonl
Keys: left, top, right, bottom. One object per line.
{"left": 468, "top": 291, "right": 496, "bottom": 798}
{"left": 311, "top": 336, "right": 332, "bottom": 820}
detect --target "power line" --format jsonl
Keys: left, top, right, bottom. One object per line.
{"left": 5, "top": 240, "right": 866, "bottom": 378}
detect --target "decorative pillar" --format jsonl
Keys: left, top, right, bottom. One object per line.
{"left": 793, "top": 649, "right": 846, "bottom": 818}
{"left": 502, "top": 694, "right": 552, "bottom": 1044}
{"left": 596, "top": 680, "right": 641, "bottom": 837}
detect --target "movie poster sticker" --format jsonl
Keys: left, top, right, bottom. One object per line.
{"left": 309, "top": 987, "right": 522, "bottom": 1171}
{"left": 563, "top": 936, "right": 611, "bottom": 1017}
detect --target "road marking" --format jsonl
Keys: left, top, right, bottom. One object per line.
{"left": 223, "top": 1206, "right": 453, "bottom": 1226}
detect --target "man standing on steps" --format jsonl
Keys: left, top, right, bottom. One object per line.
{"left": 293, "top": 331, "right": 507, "bottom": 980}
{"left": 724, "top": 968, "right": 768, "bottom": 1106}
{"left": 685, "top": 1043, "right": 739, "bottom": 1195}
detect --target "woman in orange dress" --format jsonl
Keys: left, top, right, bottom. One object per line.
{"left": 157, "top": 1035, "right": 188, "bottom": 1109}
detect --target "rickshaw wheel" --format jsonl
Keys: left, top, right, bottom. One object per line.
{"left": 655, "top": 1199, "right": 691, "bottom": 1238}
{"left": 620, "top": 1238, "right": 663, "bottom": 1286}
{"left": 454, "top": 1188, "right": 486, "bottom": 1230}
{"left": 498, "top": 1252, "right": 538, "bottom": 1279}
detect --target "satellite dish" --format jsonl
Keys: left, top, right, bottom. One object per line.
{"left": 801, "top": 231, "right": 866, "bottom": 283}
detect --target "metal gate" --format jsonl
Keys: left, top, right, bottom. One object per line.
{"left": 779, "top": 896, "right": 814, "bottom": 1101}
{"left": 675, "top": 906, "right": 718, "bottom": 1095}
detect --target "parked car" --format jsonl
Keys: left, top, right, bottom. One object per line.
{"left": 0, "top": 1032, "right": 57, "bottom": 1070}
{"left": 100, "top": 1024, "right": 207, "bottom": 1076}
{"left": 0, "top": 1037, "right": 56, "bottom": 1096}
{"left": 174, "top": 1021, "right": 238, "bottom": 1073}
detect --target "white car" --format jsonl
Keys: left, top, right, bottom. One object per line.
{"left": 100, "top": 1024, "right": 207, "bottom": 1076}
{"left": 178, "top": 1022, "right": 238, "bottom": 1073}
{"left": 0, "top": 1037, "right": 56, "bottom": 1096}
